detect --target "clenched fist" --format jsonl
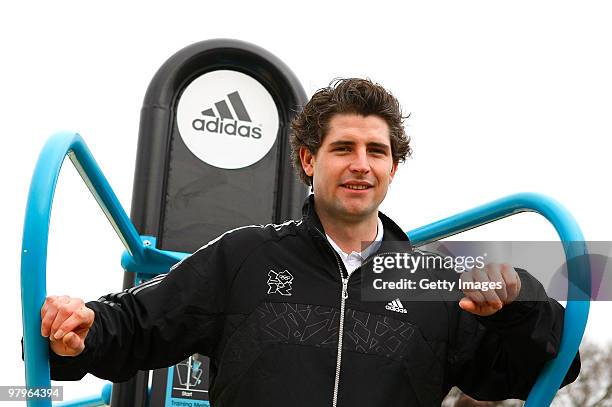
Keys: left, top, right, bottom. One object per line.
{"left": 458, "top": 263, "right": 521, "bottom": 316}
{"left": 40, "top": 295, "right": 95, "bottom": 357}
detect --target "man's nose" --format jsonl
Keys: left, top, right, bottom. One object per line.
{"left": 349, "top": 149, "right": 370, "bottom": 173}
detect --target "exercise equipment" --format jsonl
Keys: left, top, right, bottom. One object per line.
{"left": 20, "top": 40, "right": 590, "bottom": 407}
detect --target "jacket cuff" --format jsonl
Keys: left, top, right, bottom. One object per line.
{"left": 48, "top": 304, "right": 99, "bottom": 379}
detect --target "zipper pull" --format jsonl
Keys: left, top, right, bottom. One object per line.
{"left": 342, "top": 277, "right": 349, "bottom": 300}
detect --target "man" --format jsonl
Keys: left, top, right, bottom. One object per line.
{"left": 41, "top": 78, "right": 580, "bottom": 406}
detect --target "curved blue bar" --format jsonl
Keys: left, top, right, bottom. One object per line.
{"left": 52, "top": 382, "right": 112, "bottom": 407}
{"left": 20, "top": 132, "right": 145, "bottom": 406}
{"left": 53, "top": 394, "right": 105, "bottom": 407}
{"left": 407, "top": 192, "right": 590, "bottom": 406}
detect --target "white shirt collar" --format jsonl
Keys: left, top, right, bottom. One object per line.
{"left": 326, "top": 216, "right": 384, "bottom": 275}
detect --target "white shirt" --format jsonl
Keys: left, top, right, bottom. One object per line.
{"left": 326, "top": 216, "right": 384, "bottom": 276}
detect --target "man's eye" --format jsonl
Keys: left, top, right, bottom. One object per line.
{"left": 370, "top": 149, "right": 386, "bottom": 155}
{"left": 334, "top": 147, "right": 350, "bottom": 152}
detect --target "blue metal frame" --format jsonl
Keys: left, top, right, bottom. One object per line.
{"left": 21, "top": 132, "right": 589, "bottom": 406}
{"left": 21, "top": 132, "right": 182, "bottom": 406}
{"left": 52, "top": 383, "right": 112, "bottom": 407}
{"left": 407, "top": 193, "right": 590, "bottom": 406}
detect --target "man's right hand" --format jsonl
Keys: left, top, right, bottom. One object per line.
{"left": 41, "top": 295, "right": 95, "bottom": 357}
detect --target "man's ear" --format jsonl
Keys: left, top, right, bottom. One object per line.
{"left": 299, "top": 146, "right": 315, "bottom": 177}
{"left": 389, "top": 161, "right": 399, "bottom": 183}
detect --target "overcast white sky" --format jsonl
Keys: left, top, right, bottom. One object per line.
{"left": 2, "top": 0, "right": 612, "bottom": 402}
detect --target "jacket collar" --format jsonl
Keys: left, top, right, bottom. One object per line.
{"left": 300, "top": 194, "right": 412, "bottom": 247}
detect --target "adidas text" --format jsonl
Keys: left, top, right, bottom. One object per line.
{"left": 192, "top": 117, "right": 262, "bottom": 139}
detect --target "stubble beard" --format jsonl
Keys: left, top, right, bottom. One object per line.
{"left": 328, "top": 192, "right": 380, "bottom": 224}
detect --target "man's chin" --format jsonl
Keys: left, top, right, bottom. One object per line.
{"left": 336, "top": 203, "right": 377, "bottom": 221}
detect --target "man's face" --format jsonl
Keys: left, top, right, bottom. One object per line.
{"left": 300, "top": 113, "right": 398, "bottom": 223}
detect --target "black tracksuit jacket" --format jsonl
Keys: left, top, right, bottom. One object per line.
{"left": 49, "top": 195, "right": 580, "bottom": 406}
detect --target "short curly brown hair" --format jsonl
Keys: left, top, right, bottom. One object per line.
{"left": 290, "top": 78, "right": 412, "bottom": 185}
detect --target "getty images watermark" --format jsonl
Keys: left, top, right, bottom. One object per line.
{"left": 360, "top": 241, "right": 607, "bottom": 302}
{"left": 370, "top": 251, "right": 503, "bottom": 292}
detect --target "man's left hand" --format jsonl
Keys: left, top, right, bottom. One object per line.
{"left": 458, "top": 263, "right": 521, "bottom": 316}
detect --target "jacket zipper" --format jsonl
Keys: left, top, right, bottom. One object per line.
{"left": 330, "top": 252, "right": 405, "bottom": 407}
{"left": 312, "top": 226, "right": 350, "bottom": 407}
{"left": 334, "top": 271, "right": 349, "bottom": 407}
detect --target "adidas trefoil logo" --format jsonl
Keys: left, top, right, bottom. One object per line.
{"left": 385, "top": 298, "right": 407, "bottom": 314}
{"left": 192, "top": 91, "right": 262, "bottom": 139}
